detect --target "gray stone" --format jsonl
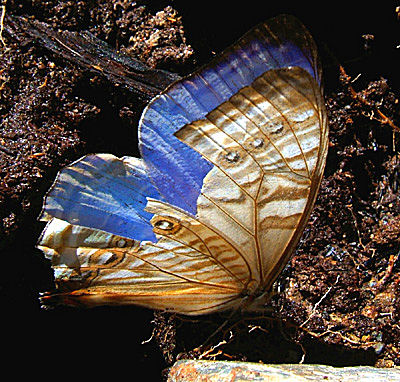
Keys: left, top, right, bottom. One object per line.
{"left": 168, "top": 360, "right": 400, "bottom": 381}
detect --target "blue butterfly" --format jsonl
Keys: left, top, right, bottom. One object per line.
{"left": 37, "top": 15, "right": 328, "bottom": 314}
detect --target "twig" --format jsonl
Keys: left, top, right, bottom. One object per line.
{"left": 305, "top": 328, "right": 376, "bottom": 347}
{"left": 0, "top": 143, "right": 14, "bottom": 156}
{"left": 300, "top": 275, "right": 340, "bottom": 328}
{"left": 0, "top": 1, "right": 7, "bottom": 48}
{"left": 339, "top": 65, "right": 400, "bottom": 133}
{"left": 199, "top": 334, "right": 232, "bottom": 359}
{"left": 376, "top": 250, "right": 400, "bottom": 289}
{"left": 298, "top": 342, "right": 307, "bottom": 364}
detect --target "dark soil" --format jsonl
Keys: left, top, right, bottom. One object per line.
{"left": 1, "top": 1, "right": 400, "bottom": 379}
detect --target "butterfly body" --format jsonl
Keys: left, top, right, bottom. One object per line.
{"left": 37, "top": 15, "right": 328, "bottom": 315}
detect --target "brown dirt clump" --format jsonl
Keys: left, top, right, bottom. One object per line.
{"left": 1, "top": 1, "right": 400, "bottom": 378}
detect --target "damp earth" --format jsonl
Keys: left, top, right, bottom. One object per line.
{"left": 1, "top": 1, "right": 400, "bottom": 379}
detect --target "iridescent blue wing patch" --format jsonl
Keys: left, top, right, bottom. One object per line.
{"left": 139, "top": 14, "right": 321, "bottom": 215}
{"left": 40, "top": 154, "right": 161, "bottom": 241}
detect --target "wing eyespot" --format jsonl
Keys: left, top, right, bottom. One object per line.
{"left": 151, "top": 215, "right": 182, "bottom": 235}
{"left": 267, "top": 122, "right": 284, "bottom": 135}
{"left": 224, "top": 151, "right": 240, "bottom": 163}
{"left": 116, "top": 239, "right": 127, "bottom": 248}
{"left": 252, "top": 138, "right": 264, "bottom": 148}
{"left": 109, "top": 236, "right": 140, "bottom": 251}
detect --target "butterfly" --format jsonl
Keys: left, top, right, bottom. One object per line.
{"left": 37, "top": 14, "right": 328, "bottom": 314}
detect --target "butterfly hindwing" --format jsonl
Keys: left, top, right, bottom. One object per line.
{"left": 40, "top": 154, "right": 162, "bottom": 241}
{"left": 39, "top": 203, "right": 249, "bottom": 314}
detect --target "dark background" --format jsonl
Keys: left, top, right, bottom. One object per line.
{"left": 174, "top": 2, "right": 400, "bottom": 91}
{"left": 2, "top": 1, "right": 399, "bottom": 380}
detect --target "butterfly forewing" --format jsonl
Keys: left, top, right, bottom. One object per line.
{"left": 175, "top": 66, "right": 327, "bottom": 291}
{"left": 37, "top": 15, "right": 328, "bottom": 313}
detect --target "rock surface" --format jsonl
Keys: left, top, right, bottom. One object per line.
{"left": 168, "top": 360, "right": 400, "bottom": 381}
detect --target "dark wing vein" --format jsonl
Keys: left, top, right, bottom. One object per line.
{"left": 151, "top": 226, "right": 247, "bottom": 287}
